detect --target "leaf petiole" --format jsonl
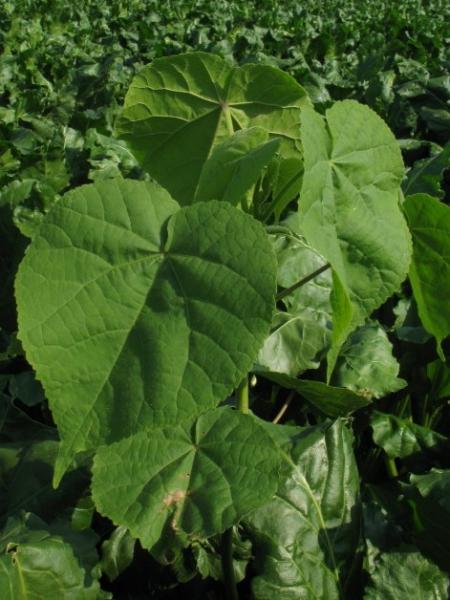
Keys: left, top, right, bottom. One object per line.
{"left": 276, "top": 263, "right": 331, "bottom": 301}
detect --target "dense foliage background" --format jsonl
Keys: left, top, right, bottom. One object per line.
{"left": 1, "top": 1, "right": 449, "bottom": 598}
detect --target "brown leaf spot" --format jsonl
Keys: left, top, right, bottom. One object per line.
{"left": 163, "top": 489, "right": 187, "bottom": 508}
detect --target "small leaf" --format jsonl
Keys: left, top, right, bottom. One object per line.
{"left": 259, "top": 372, "right": 371, "bottom": 417}
{"left": 403, "top": 142, "right": 450, "bottom": 199}
{"left": 332, "top": 324, "right": 406, "bottom": 399}
{"left": 371, "top": 413, "right": 448, "bottom": 459}
{"left": 100, "top": 526, "right": 135, "bottom": 582}
{"left": 411, "top": 469, "right": 450, "bottom": 513}
{"left": 403, "top": 193, "right": 450, "bottom": 359}
{"left": 92, "top": 408, "right": 282, "bottom": 552}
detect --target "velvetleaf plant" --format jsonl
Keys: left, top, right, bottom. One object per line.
{"left": 15, "top": 51, "right": 448, "bottom": 595}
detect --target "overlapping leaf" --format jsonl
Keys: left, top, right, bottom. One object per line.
{"left": 299, "top": 101, "right": 412, "bottom": 375}
{"left": 15, "top": 179, "right": 276, "bottom": 482}
{"left": 116, "top": 52, "right": 310, "bottom": 204}
{"left": 245, "top": 420, "right": 360, "bottom": 599}
{"left": 92, "top": 408, "right": 281, "bottom": 551}
{"left": 403, "top": 193, "right": 450, "bottom": 359}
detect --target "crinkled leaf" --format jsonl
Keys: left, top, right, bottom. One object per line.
{"left": 245, "top": 420, "right": 360, "bottom": 600}
{"left": 0, "top": 513, "right": 104, "bottom": 600}
{"left": 92, "top": 408, "right": 281, "bottom": 552}
{"left": 259, "top": 372, "right": 371, "bottom": 417}
{"left": 195, "top": 127, "right": 280, "bottom": 205}
{"left": 371, "top": 413, "right": 448, "bottom": 459}
{"left": 403, "top": 193, "right": 450, "bottom": 359}
{"left": 15, "top": 179, "right": 276, "bottom": 483}
{"left": 364, "top": 546, "right": 449, "bottom": 600}
{"left": 299, "top": 101, "right": 411, "bottom": 376}
{"left": 116, "top": 52, "right": 310, "bottom": 204}
{"left": 332, "top": 324, "right": 406, "bottom": 399}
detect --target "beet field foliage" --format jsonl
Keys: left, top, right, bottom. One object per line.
{"left": 1, "top": 3, "right": 450, "bottom": 600}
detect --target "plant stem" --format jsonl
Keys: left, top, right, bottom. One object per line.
{"left": 221, "top": 528, "right": 238, "bottom": 600}
{"left": 236, "top": 376, "right": 249, "bottom": 414}
{"left": 276, "top": 263, "right": 331, "bottom": 302}
{"left": 385, "top": 455, "right": 398, "bottom": 478}
{"left": 221, "top": 377, "right": 249, "bottom": 599}
{"left": 272, "top": 390, "right": 295, "bottom": 424}
{"left": 222, "top": 103, "right": 234, "bottom": 136}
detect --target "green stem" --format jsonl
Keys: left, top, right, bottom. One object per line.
{"left": 385, "top": 455, "right": 398, "bottom": 478}
{"left": 221, "top": 528, "right": 238, "bottom": 600}
{"left": 221, "top": 377, "right": 249, "bottom": 599}
{"left": 236, "top": 376, "right": 249, "bottom": 414}
{"left": 276, "top": 263, "right": 331, "bottom": 301}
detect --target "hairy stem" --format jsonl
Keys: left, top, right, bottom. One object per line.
{"left": 276, "top": 263, "right": 331, "bottom": 301}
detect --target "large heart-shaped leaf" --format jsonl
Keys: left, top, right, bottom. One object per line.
{"left": 116, "top": 52, "right": 310, "bottom": 204}
{"left": 15, "top": 179, "right": 276, "bottom": 483}
{"left": 92, "top": 408, "right": 281, "bottom": 552}
{"left": 245, "top": 420, "right": 360, "bottom": 599}
{"left": 298, "top": 101, "right": 412, "bottom": 376}
{"left": 403, "top": 193, "right": 450, "bottom": 359}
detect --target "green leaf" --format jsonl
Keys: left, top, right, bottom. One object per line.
{"left": 15, "top": 179, "right": 276, "bottom": 483}
{"left": 245, "top": 420, "right": 360, "bottom": 600}
{"left": 403, "top": 142, "right": 450, "bottom": 199}
{"left": 259, "top": 372, "right": 371, "bottom": 417}
{"left": 371, "top": 413, "right": 448, "bottom": 459}
{"left": 2, "top": 439, "right": 89, "bottom": 522}
{"left": 332, "top": 324, "right": 406, "bottom": 399}
{"left": 257, "top": 310, "right": 329, "bottom": 376}
{"left": 364, "top": 546, "right": 449, "bottom": 600}
{"left": 91, "top": 408, "right": 282, "bottom": 552}
{"left": 0, "top": 513, "right": 104, "bottom": 599}
{"left": 256, "top": 230, "right": 332, "bottom": 376}
{"left": 403, "top": 194, "right": 450, "bottom": 359}
{"left": 411, "top": 469, "right": 450, "bottom": 513}
{"left": 100, "top": 526, "right": 135, "bottom": 582}
{"left": 195, "top": 127, "right": 280, "bottom": 206}
{"left": 116, "top": 52, "right": 310, "bottom": 204}
{"left": 299, "top": 101, "right": 411, "bottom": 376}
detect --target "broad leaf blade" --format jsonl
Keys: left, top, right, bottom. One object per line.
{"left": 92, "top": 408, "right": 281, "bottom": 552}
{"left": 403, "top": 193, "right": 450, "bottom": 359}
{"left": 246, "top": 419, "right": 360, "bottom": 600}
{"left": 116, "top": 52, "right": 310, "bottom": 204}
{"left": 15, "top": 179, "right": 276, "bottom": 483}
{"left": 299, "top": 101, "right": 411, "bottom": 375}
